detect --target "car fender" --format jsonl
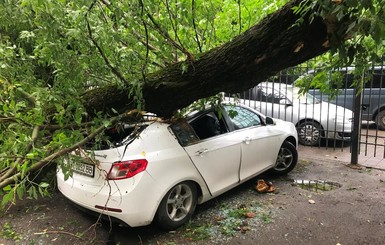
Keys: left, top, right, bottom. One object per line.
{"left": 371, "top": 104, "right": 385, "bottom": 120}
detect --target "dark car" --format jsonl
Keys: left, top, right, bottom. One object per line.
{"left": 299, "top": 66, "right": 385, "bottom": 130}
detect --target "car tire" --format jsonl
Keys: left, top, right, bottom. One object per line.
{"left": 375, "top": 110, "right": 385, "bottom": 131}
{"left": 270, "top": 141, "right": 298, "bottom": 175}
{"left": 297, "top": 121, "right": 322, "bottom": 146}
{"left": 155, "top": 181, "right": 197, "bottom": 230}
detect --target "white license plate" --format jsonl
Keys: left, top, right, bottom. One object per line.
{"left": 72, "top": 162, "right": 95, "bottom": 177}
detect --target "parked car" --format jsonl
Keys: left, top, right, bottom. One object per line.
{"left": 300, "top": 66, "right": 385, "bottom": 130}
{"left": 57, "top": 104, "right": 298, "bottom": 230}
{"left": 235, "top": 82, "right": 353, "bottom": 146}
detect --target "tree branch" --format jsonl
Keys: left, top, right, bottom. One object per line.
{"left": 164, "top": 0, "right": 189, "bottom": 55}
{"left": 82, "top": 0, "right": 331, "bottom": 118}
{"left": 237, "top": 0, "right": 242, "bottom": 34}
{"left": 95, "top": 0, "right": 168, "bottom": 66}
{"left": 131, "top": 30, "right": 158, "bottom": 52}
{"left": 0, "top": 126, "right": 39, "bottom": 183}
{"left": 192, "top": 0, "right": 203, "bottom": 53}
{"left": 0, "top": 115, "right": 124, "bottom": 189}
{"left": 15, "top": 87, "right": 36, "bottom": 107}
{"left": 145, "top": 8, "right": 194, "bottom": 61}
{"left": 2, "top": 78, "right": 36, "bottom": 106}
{"left": 39, "top": 121, "right": 95, "bottom": 131}
{"left": 138, "top": 0, "right": 150, "bottom": 84}
{"left": 85, "top": 1, "right": 129, "bottom": 85}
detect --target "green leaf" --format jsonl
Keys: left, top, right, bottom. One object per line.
{"left": 39, "top": 182, "right": 49, "bottom": 188}
{"left": 111, "top": 108, "right": 118, "bottom": 114}
{"left": 16, "top": 186, "right": 24, "bottom": 200}
{"left": 1, "top": 190, "right": 14, "bottom": 207}
{"left": 28, "top": 186, "right": 38, "bottom": 200}
{"left": 103, "top": 120, "right": 111, "bottom": 128}
{"left": 26, "top": 153, "right": 36, "bottom": 159}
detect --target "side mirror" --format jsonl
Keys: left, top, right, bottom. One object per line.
{"left": 265, "top": 117, "right": 275, "bottom": 125}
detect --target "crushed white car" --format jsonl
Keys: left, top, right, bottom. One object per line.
{"left": 57, "top": 104, "right": 298, "bottom": 230}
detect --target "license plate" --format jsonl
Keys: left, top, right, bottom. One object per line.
{"left": 72, "top": 162, "right": 95, "bottom": 177}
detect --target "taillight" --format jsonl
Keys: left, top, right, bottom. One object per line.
{"left": 107, "top": 159, "right": 148, "bottom": 180}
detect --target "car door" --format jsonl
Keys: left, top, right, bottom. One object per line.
{"left": 224, "top": 105, "right": 281, "bottom": 181}
{"left": 184, "top": 112, "right": 241, "bottom": 196}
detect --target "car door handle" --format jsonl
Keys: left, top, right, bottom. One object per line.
{"left": 196, "top": 148, "right": 208, "bottom": 156}
{"left": 243, "top": 137, "right": 251, "bottom": 144}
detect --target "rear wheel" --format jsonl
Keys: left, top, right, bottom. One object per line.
{"left": 155, "top": 182, "right": 197, "bottom": 230}
{"left": 375, "top": 110, "right": 385, "bottom": 130}
{"left": 297, "top": 121, "right": 322, "bottom": 146}
{"left": 271, "top": 141, "right": 298, "bottom": 175}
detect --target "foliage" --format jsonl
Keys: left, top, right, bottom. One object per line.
{"left": 183, "top": 222, "right": 212, "bottom": 241}
{"left": 294, "top": 0, "right": 385, "bottom": 94}
{"left": 0, "top": 0, "right": 384, "bottom": 207}
{"left": 0, "top": 0, "right": 287, "bottom": 206}
{"left": 0, "top": 222, "right": 21, "bottom": 241}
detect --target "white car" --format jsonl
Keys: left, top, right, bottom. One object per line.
{"left": 57, "top": 104, "right": 298, "bottom": 230}
{"left": 236, "top": 82, "right": 353, "bottom": 146}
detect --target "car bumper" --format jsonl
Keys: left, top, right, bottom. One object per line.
{"left": 324, "top": 130, "right": 351, "bottom": 141}
{"left": 57, "top": 170, "right": 162, "bottom": 227}
{"left": 324, "top": 122, "right": 352, "bottom": 140}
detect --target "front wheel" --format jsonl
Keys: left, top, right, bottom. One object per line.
{"left": 297, "top": 121, "right": 322, "bottom": 146}
{"left": 155, "top": 182, "right": 197, "bottom": 230}
{"left": 270, "top": 141, "right": 298, "bottom": 175}
{"left": 375, "top": 110, "right": 385, "bottom": 130}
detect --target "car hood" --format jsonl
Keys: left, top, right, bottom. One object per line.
{"left": 293, "top": 100, "right": 353, "bottom": 118}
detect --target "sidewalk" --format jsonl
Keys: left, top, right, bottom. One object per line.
{"left": 298, "top": 144, "right": 385, "bottom": 170}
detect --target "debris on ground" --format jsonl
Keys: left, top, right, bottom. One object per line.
{"left": 255, "top": 180, "right": 276, "bottom": 193}
{"left": 308, "top": 199, "right": 316, "bottom": 204}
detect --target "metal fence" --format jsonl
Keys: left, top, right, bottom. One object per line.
{"left": 234, "top": 61, "right": 385, "bottom": 161}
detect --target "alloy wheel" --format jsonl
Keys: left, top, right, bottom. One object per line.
{"left": 166, "top": 183, "right": 194, "bottom": 222}
{"left": 275, "top": 147, "right": 294, "bottom": 172}
{"left": 298, "top": 123, "right": 321, "bottom": 146}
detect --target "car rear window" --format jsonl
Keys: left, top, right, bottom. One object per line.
{"left": 85, "top": 124, "right": 148, "bottom": 150}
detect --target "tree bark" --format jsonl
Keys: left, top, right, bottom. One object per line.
{"left": 83, "top": 0, "right": 329, "bottom": 118}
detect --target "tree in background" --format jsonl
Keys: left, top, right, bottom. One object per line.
{"left": 0, "top": 0, "right": 384, "bottom": 206}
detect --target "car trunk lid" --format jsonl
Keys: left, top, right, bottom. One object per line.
{"left": 62, "top": 123, "right": 149, "bottom": 186}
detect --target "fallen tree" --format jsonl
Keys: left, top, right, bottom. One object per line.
{"left": 83, "top": 0, "right": 330, "bottom": 117}
{"left": 0, "top": 0, "right": 383, "bottom": 204}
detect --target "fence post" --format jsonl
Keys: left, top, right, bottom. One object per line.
{"left": 351, "top": 88, "right": 363, "bottom": 164}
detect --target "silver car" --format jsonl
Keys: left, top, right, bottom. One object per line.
{"left": 236, "top": 82, "right": 353, "bottom": 146}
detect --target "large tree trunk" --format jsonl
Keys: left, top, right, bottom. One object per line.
{"left": 83, "top": 0, "right": 329, "bottom": 118}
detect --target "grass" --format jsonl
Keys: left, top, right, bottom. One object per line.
{"left": 184, "top": 222, "right": 212, "bottom": 241}
{"left": 0, "top": 222, "right": 21, "bottom": 241}
{"left": 181, "top": 201, "right": 274, "bottom": 242}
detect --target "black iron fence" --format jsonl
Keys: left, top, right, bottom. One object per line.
{"left": 234, "top": 61, "right": 385, "bottom": 160}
